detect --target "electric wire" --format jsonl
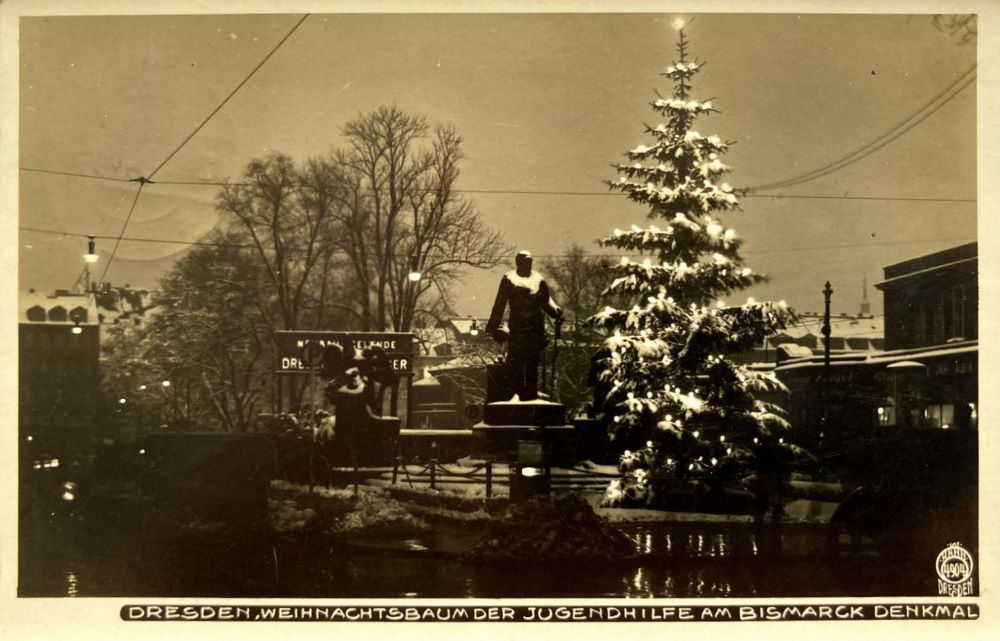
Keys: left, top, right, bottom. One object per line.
{"left": 19, "top": 168, "right": 975, "bottom": 203}
{"left": 19, "top": 226, "right": 253, "bottom": 249}
{"left": 748, "top": 65, "right": 977, "bottom": 192}
{"left": 146, "top": 14, "right": 310, "bottom": 180}
{"left": 20, "top": 167, "right": 136, "bottom": 183}
{"left": 86, "top": 13, "right": 310, "bottom": 297}
{"left": 20, "top": 224, "right": 973, "bottom": 259}
{"left": 93, "top": 183, "right": 146, "bottom": 304}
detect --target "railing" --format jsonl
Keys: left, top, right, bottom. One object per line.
{"left": 389, "top": 458, "right": 620, "bottom": 498}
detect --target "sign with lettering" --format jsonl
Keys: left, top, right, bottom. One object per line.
{"left": 274, "top": 331, "right": 414, "bottom": 375}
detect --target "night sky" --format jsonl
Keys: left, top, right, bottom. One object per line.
{"left": 15, "top": 10, "right": 978, "bottom": 318}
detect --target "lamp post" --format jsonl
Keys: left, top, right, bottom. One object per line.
{"left": 83, "top": 236, "right": 99, "bottom": 293}
{"left": 818, "top": 281, "right": 833, "bottom": 447}
{"left": 822, "top": 281, "right": 833, "bottom": 371}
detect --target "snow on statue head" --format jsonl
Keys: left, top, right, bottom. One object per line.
{"left": 515, "top": 250, "right": 533, "bottom": 276}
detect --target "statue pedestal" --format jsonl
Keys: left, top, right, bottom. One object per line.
{"left": 471, "top": 398, "right": 577, "bottom": 464}
{"left": 483, "top": 398, "right": 565, "bottom": 426}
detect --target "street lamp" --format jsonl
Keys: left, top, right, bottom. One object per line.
{"left": 470, "top": 319, "right": 480, "bottom": 337}
{"left": 83, "top": 236, "right": 99, "bottom": 293}
{"left": 408, "top": 256, "right": 422, "bottom": 282}
{"left": 71, "top": 320, "right": 83, "bottom": 335}
{"left": 84, "top": 236, "right": 99, "bottom": 264}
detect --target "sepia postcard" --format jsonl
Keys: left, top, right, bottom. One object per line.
{"left": 1, "top": 1, "right": 995, "bottom": 639}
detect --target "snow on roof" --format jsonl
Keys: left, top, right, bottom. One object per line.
{"left": 447, "top": 317, "right": 488, "bottom": 335}
{"left": 773, "top": 314, "right": 883, "bottom": 340}
{"left": 774, "top": 340, "right": 977, "bottom": 373}
{"left": 19, "top": 290, "right": 93, "bottom": 323}
{"left": 19, "top": 287, "right": 159, "bottom": 325}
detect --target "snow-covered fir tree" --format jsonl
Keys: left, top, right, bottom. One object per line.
{"left": 593, "top": 24, "right": 801, "bottom": 507}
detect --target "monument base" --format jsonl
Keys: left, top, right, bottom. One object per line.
{"left": 470, "top": 423, "right": 578, "bottom": 465}
{"left": 483, "top": 398, "right": 566, "bottom": 427}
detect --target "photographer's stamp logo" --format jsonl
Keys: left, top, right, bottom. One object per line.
{"left": 936, "top": 542, "right": 974, "bottom": 596}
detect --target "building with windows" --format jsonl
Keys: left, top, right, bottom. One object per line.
{"left": 19, "top": 286, "right": 157, "bottom": 454}
{"left": 876, "top": 242, "right": 976, "bottom": 350}
{"left": 774, "top": 242, "right": 978, "bottom": 445}
{"left": 19, "top": 291, "right": 102, "bottom": 457}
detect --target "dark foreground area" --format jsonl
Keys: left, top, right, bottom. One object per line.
{"left": 20, "top": 509, "right": 946, "bottom": 599}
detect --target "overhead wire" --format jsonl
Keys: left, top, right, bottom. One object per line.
{"left": 94, "top": 183, "right": 147, "bottom": 300}
{"left": 19, "top": 167, "right": 975, "bottom": 203}
{"left": 20, "top": 223, "right": 973, "bottom": 260}
{"left": 18, "top": 34, "right": 974, "bottom": 295}
{"left": 146, "top": 14, "right": 311, "bottom": 180}
{"left": 85, "top": 13, "right": 310, "bottom": 297}
{"left": 747, "top": 65, "right": 977, "bottom": 192}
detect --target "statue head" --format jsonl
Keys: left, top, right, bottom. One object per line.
{"left": 515, "top": 250, "right": 533, "bottom": 277}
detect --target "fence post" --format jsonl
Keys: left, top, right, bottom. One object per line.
{"left": 485, "top": 461, "right": 493, "bottom": 498}
{"left": 430, "top": 460, "right": 437, "bottom": 490}
{"left": 391, "top": 458, "right": 399, "bottom": 486}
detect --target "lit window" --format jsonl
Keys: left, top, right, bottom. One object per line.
{"left": 878, "top": 398, "right": 897, "bottom": 427}
{"left": 923, "top": 404, "right": 955, "bottom": 429}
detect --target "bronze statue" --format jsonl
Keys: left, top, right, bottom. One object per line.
{"left": 486, "top": 250, "right": 562, "bottom": 401}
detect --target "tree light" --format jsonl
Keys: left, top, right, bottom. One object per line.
{"left": 162, "top": 380, "right": 171, "bottom": 388}
{"left": 672, "top": 18, "right": 686, "bottom": 30}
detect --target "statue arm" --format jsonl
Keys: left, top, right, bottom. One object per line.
{"left": 539, "top": 279, "right": 563, "bottom": 319}
{"left": 485, "top": 276, "right": 510, "bottom": 334}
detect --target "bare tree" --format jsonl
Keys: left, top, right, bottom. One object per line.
{"left": 332, "top": 106, "right": 511, "bottom": 331}
{"left": 216, "top": 154, "right": 360, "bottom": 332}
{"left": 541, "top": 244, "right": 617, "bottom": 412}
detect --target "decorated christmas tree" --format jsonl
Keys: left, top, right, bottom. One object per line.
{"left": 593, "top": 23, "right": 801, "bottom": 508}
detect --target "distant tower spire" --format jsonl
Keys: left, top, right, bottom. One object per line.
{"left": 860, "top": 277, "right": 871, "bottom": 316}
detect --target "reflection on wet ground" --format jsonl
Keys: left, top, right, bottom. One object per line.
{"left": 19, "top": 517, "right": 939, "bottom": 598}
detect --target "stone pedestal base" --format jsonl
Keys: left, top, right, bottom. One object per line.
{"left": 472, "top": 399, "right": 577, "bottom": 463}
{"left": 482, "top": 399, "right": 565, "bottom": 427}
{"left": 470, "top": 423, "right": 577, "bottom": 465}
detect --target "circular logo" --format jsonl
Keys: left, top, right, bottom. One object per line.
{"left": 936, "top": 542, "right": 974, "bottom": 585}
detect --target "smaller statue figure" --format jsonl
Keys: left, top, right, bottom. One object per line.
{"left": 485, "top": 250, "right": 562, "bottom": 401}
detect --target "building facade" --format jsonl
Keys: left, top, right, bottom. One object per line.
{"left": 774, "top": 242, "right": 978, "bottom": 447}
{"left": 876, "top": 242, "right": 977, "bottom": 350}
